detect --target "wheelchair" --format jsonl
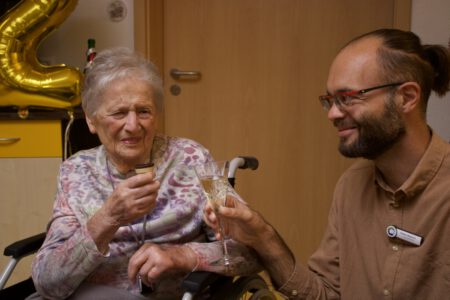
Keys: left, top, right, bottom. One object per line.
{"left": 0, "top": 156, "right": 278, "bottom": 300}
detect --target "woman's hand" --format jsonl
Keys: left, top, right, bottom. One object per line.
{"left": 103, "top": 171, "right": 160, "bottom": 225}
{"left": 127, "top": 243, "right": 197, "bottom": 287}
{"left": 87, "top": 171, "right": 160, "bottom": 253}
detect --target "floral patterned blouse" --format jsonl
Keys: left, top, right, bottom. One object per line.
{"left": 31, "top": 134, "right": 260, "bottom": 299}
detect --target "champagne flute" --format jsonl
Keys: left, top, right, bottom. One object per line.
{"left": 194, "top": 160, "right": 231, "bottom": 267}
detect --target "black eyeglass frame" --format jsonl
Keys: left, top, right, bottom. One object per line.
{"left": 318, "top": 82, "right": 405, "bottom": 111}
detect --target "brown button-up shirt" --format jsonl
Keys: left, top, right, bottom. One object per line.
{"left": 279, "top": 132, "right": 450, "bottom": 299}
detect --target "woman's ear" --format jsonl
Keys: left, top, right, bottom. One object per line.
{"left": 85, "top": 115, "right": 97, "bottom": 134}
{"left": 398, "top": 82, "right": 421, "bottom": 114}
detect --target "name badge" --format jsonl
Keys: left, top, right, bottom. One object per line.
{"left": 386, "top": 225, "right": 423, "bottom": 246}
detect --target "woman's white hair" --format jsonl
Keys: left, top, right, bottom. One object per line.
{"left": 81, "top": 47, "right": 164, "bottom": 117}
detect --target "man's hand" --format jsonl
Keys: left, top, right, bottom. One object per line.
{"left": 204, "top": 196, "right": 296, "bottom": 288}
{"left": 204, "top": 195, "right": 272, "bottom": 249}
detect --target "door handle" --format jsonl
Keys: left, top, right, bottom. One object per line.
{"left": 170, "top": 69, "right": 201, "bottom": 80}
{"left": 0, "top": 137, "right": 21, "bottom": 144}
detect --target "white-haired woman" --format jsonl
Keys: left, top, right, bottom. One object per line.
{"left": 29, "top": 48, "right": 260, "bottom": 300}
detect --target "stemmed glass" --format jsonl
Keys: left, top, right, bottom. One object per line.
{"left": 194, "top": 160, "right": 231, "bottom": 267}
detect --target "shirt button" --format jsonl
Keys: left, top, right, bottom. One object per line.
{"left": 291, "top": 290, "right": 298, "bottom": 296}
{"left": 392, "top": 245, "right": 399, "bottom": 251}
{"left": 390, "top": 200, "right": 400, "bottom": 208}
{"left": 383, "top": 289, "right": 390, "bottom": 296}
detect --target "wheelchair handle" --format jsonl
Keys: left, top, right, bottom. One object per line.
{"left": 228, "top": 156, "right": 259, "bottom": 188}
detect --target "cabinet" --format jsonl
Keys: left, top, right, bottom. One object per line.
{"left": 0, "top": 120, "right": 62, "bottom": 286}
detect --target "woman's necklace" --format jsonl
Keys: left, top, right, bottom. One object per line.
{"left": 105, "top": 158, "right": 154, "bottom": 294}
{"left": 105, "top": 158, "right": 147, "bottom": 246}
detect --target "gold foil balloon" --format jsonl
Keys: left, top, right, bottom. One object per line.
{"left": 0, "top": 0, "right": 81, "bottom": 109}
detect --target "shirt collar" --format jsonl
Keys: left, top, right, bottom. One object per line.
{"left": 375, "top": 130, "right": 448, "bottom": 199}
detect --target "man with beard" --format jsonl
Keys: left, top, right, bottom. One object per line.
{"left": 205, "top": 28, "right": 450, "bottom": 299}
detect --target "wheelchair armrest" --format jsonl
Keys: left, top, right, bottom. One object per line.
{"left": 182, "top": 271, "right": 224, "bottom": 293}
{"left": 4, "top": 232, "right": 46, "bottom": 259}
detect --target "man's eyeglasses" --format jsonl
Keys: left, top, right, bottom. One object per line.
{"left": 318, "top": 82, "right": 404, "bottom": 111}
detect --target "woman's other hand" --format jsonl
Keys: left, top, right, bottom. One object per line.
{"left": 127, "top": 243, "right": 197, "bottom": 287}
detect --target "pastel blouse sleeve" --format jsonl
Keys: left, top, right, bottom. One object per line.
{"left": 31, "top": 168, "right": 107, "bottom": 299}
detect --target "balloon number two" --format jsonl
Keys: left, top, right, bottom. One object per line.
{"left": 0, "top": 0, "right": 82, "bottom": 109}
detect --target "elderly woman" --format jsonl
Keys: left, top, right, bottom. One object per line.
{"left": 29, "top": 48, "right": 260, "bottom": 300}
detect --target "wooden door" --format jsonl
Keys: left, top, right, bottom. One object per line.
{"left": 135, "top": 0, "right": 411, "bottom": 263}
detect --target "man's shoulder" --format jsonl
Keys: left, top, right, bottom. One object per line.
{"left": 336, "top": 159, "right": 375, "bottom": 187}
{"left": 343, "top": 159, "right": 374, "bottom": 175}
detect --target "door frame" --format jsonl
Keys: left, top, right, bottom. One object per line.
{"left": 134, "top": 0, "right": 164, "bottom": 71}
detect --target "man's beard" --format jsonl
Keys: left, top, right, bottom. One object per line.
{"left": 336, "top": 96, "right": 406, "bottom": 160}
